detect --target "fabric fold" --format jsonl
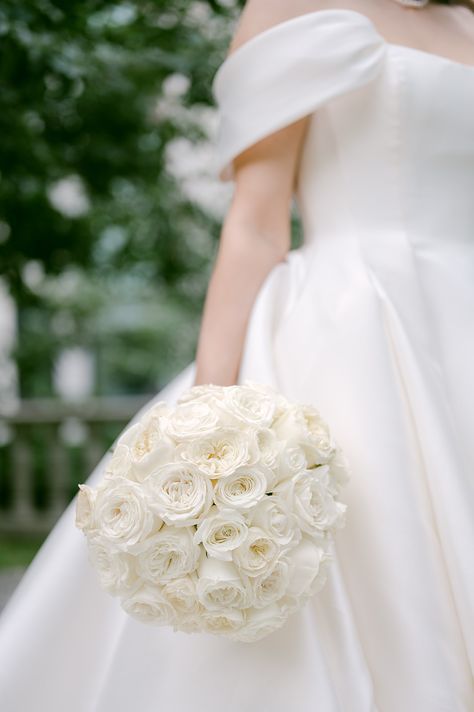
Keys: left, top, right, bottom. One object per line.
{"left": 212, "top": 9, "right": 386, "bottom": 181}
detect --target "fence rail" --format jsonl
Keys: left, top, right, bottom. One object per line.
{"left": 0, "top": 395, "right": 153, "bottom": 536}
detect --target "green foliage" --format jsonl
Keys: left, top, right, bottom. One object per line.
{"left": 0, "top": 0, "right": 233, "bottom": 288}
{"left": 0, "top": 0, "right": 242, "bottom": 395}
{"left": 0, "top": 534, "right": 45, "bottom": 569}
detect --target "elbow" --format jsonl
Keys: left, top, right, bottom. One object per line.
{"left": 220, "top": 219, "right": 291, "bottom": 266}
{"left": 221, "top": 202, "right": 292, "bottom": 263}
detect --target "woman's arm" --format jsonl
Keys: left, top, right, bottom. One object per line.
{"left": 193, "top": 119, "right": 309, "bottom": 387}
{"left": 193, "top": 1, "right": 311, "bottom": 386}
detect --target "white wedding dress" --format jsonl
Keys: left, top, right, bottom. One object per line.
{"left": 0, "top": 9, "right": 473, "bottom": 711}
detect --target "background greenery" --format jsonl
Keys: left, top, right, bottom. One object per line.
{"left": 0, "top": 0, "right": 248, "bottom": 399}
{"left": 0, "top": 0, "right": 305, "bottom": 570}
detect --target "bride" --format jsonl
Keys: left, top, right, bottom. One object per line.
{"left": 0, "top": 0, "right": 473, "bottom": 710}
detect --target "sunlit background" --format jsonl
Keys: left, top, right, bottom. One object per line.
{"left": 0, "top": 0, "right": 303, "bottom": 609}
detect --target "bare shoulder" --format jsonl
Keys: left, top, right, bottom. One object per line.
{"left": 228, "top": 0, "right": 474, "bottom": 61}
{"left": 226, "top": 0, "right": 380, "bottom": 56}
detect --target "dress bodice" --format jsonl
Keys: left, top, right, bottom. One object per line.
{"left": 212, "top": 9, "right": 474, "bottom": 248}
{"left": 0, "top": 11, "right": 473, "bottom": 711}
{"left": 212, "top": 17, "right": 474, "bottom": 683}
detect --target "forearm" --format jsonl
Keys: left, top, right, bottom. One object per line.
{"left": 193, "top": 223, "right": 289, "bottom": 386}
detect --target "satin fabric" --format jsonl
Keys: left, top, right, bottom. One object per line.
{"left": 0, "top": 9, "right": 473, "bottom": 711}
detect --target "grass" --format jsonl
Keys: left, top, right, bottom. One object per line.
{"left": 0, "top": 535, "right": 46, "bottom": 569}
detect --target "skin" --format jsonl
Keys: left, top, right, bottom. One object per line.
{"left": 193, "top": 0, "right": 474, "bottom": 387}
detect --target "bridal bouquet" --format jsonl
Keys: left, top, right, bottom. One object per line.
{"left": 75, "top": 381, "right": 350, "bottom": 642}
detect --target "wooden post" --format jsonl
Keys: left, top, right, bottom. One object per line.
{"left": 9, "top": 426, "right": 36, "bottom": 528}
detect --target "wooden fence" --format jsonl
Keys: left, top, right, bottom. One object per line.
{"left": 0, "top": 395, "right": 153, "bottom": 536}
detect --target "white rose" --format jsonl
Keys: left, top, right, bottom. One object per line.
{"left": 213, "top": 465, "right": 270, "bottom": 511}
{"left": 271, "top": 404, "right": 305, "bottom": 443}
{"left": 275, "top": 443, "right": 308, "bottom": 483}
{"left": 255, "top": 426, "right": 280, "bottom": 473}
{"left": 162, "top": 572, "right": 206, "bottom": 634}
{"left": 163, "top": 400, "right": 221, "bottom": 441}
{"left": 250, "top": 556, "right": 291, "bottom": 608}
{"left": 249, "top": 495, "right": 301, "bottom": 549}
{"left": 274, "top": 467, "right": 347, "bottom": 539}
{"left": 75, "top": 484, "right": 96, "bottom": 532}
{"left": 193, "top": 507, "right": 248, "bottom": 561}
{"left": 117, "top": 401, "right": 169, "bottom": 452}
{"left": 114, "top": 421, "right": 141, "bottom": 449}
{"left": 104, "top": 442, "right": 133, "bottom": 480}
{"left": 135, "top": 525, "right": 202, "bottom": 582}
{"left": 269, "top": 391, "right": 294, "bottom": 424}
{"left": 240, "top": 380, "right": 292, "bottom": 422}
{"left": 121, "top": 583, "right": 177, "bottom": 625}
{"left": 227, "top": 603, "right": 288, "bottom": 643}
{"left": 286, "top": 536, "right": 330, "bottom": 598}
{"left": 196, "top": 556, "right": 251, "bottom": 610}
{"left": 161, "top": 572, "right": 206, "bottom": 633}
{"left": 232, "top": 526, "right": 280, "bottom": 578}
{"left": 161, "top": 573, "right": 202, "bottom": 615}
{"left": 176, "top": 428, "right": 258, "bottom": 480}
{"left": 219, "top": 384, "right": 276, "bottom": 427}
{"left": 143, "top": 400, "right": 171, "bottom": 418}
{"left": 177, "top": 383, "right": 225, "bottom": 405}
{"left": 272, "top": 404, "right": 335, "bottom": 467}
{"left": 86, "top": 534, "right": 139, "bottom": 596}
{"left": 110, "top": 407, "right": 175, "bottom": 482}
{"left": 201, "top": 607, "right": 245, "bottom": 636}
{"left": 132, "top": 437, "right": 176, "bottom": 481}
{"left": 172, "top": 615, "right": 203, "bottom": 635}
{"left": 240, "top": 379, "right": 280, "bottom": 398}
{"left": 143, "top": 462, "right": 213, "bottom": 527}
{"left": 298, "top": 404, "right": 337, "bottom": 465}
{"left": 94, "top": 477, "right": 160, "bottom": 553}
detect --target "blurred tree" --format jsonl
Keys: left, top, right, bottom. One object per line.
{"left": 0, "top": 0, "right": 246, "bottom": 396}
{"left": 0, "top": 0, "right": 240, "bottom": 289}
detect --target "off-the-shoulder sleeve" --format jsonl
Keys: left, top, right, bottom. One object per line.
{"left": 211, "top": 9, "right": 386, "bottom": 181}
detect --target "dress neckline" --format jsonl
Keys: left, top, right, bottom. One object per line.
{"left": 388, "top": 39, "right": 474, "bottom": 71}
{"left": 213, "top": 7, "right": 474, "bottom": 84}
